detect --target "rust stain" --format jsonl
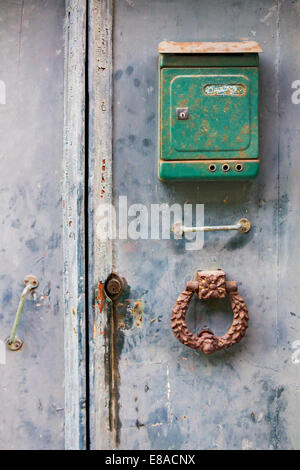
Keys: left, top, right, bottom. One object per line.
{"left": 115, "top": 307, "right": 125, "bottom": 329}
{"left": 238, "top": 150, "right": 247, "bottom": 158}
{"left": 131, "top": 300, "right": 144, "bottom": 327}
{"left": 103, "top": 273, "right": 128, "bottom": 447}
{"left": 104, "top": 301, "right": 122, "bottom": 447}
{"left": 93, "top": 321, "right": 104, "bottom": 338}
{"left": 241, "top": 124, "right": 250, "bottom": 135}
{"left": 224, "top": 100, "right": 230, "bottom": 112}
{"left": 96, "top": 281, "right": 106, "bottom": 313}
{"left": 100, "top": 157, "right": 106, "bottom": 197}
{"left": 123, "top": 241, "right": 138, "bottom": 253}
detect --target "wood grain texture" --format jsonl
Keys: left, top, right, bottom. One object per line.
{"left": 63, "top": 0, "right": 87, "bottom": 450}
{"left": 88, "top": 0, "right": 114, "bottom": 450}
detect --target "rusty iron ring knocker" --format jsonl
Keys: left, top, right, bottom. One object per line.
{"left": 171, "top": 270, "right": 249, "bottom": 355}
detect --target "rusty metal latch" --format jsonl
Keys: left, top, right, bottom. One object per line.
{"left": 5, "top": 275, "right": 39, "bottom": 351}
{"left": 171, "top": 269, "right": 249, "bottom": 354}
{"left": 172, "top": 217, "right": 251, "bottom": 238}
{"left": 104, "top": 272, "right": 126, "bottom": 301}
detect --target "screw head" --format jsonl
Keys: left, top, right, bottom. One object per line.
{"left": 172, "top": 222, "right": 184, "bottom": 239}
{"left": 5, "top": 337, "right": 23, "bottom": 351}
{"left": 24, "top": 275, "right": 39, "bottom": 290}
{"left": 238, "top": 218, "right": 251, "bottom": 233}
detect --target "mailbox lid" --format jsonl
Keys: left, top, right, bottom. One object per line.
{"left": 160, "top": 67, "right": 259, "bottom": 160}
{"left": 158, "top": 41, "right": 262, "bottom": 54}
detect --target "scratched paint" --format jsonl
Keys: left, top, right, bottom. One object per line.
{"left": 0, "top": 0, "right": 65, "bottom": 450}
{"left": 159, "top": 65, "right": 259, "bottom": 180}
{"left": 101, "top": 0, "right": 300, "bottom": 450}
{"left": 203, "top": 84, "right": 246, "bottom": 96}
{"left": 96, "top": 282, "right": 106, "bottom": 313}
{"left": 130, "top": 300, "right": 144, "bottom": 327}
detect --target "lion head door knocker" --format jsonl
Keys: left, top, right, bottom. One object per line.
{"left": 171, "top": 270, "right": 249, "bottom": 355}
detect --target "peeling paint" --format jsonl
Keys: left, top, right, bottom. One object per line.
{"left": 130, "top": 300, "right": 143, "bottom": 327}
{"left": 96, "top": 282, "right": 106, "bottom": 313}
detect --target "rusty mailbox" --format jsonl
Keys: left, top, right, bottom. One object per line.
{"left": 158, "top": 41, "right": 262, "bottom": 180}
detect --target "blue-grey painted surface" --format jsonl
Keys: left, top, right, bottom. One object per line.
{"left": 108, "top": 0, "right": 300, "bottom": 450}
{"left": 63, "top": 0, "right": 87, "bottom": 450}
{"left": 88, "top": 0, "right": 114, "bottom": 450}
{"left": 0, "top": 0, "right": 299, "bottom": 452}
{"left": 0, "top": 0, "right": 65, "bottom": 450}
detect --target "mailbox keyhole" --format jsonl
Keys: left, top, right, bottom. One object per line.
{"left": 176, "top": 107, "right": 189, "bottom": 120}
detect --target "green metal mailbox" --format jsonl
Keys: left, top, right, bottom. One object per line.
{"left": 158, "top": 41, "right": 262, "bottom": 181}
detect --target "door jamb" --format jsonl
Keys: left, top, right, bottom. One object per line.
{"left": 63, "top": 0, "right": 87, "bottom": 450}
{"left": 87, "top": 0, "right": 114, "bottom": 450}
{"left": 63, "top": 0, "right": 114, "bottom": 450}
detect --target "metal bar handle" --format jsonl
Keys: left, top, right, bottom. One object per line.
{"left": 172, "top": 218, "right": 251, "bottom": 239}
{"left": 6, "top": 275, "right": 39, "bottom": 351}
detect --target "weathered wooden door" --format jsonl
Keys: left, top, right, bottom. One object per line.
{"left": 2, "top": 0, "right": 299, "bottom": 452}
{"left": 0, "top": 0, "right": 65, "bottom": 449}
{"left": 87, "top": 0, "right": 300, "bottom": 450}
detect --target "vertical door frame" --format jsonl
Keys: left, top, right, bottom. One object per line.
{"left": 63, "top": 0, "right": 113, "bottom": 450}
{"left": 63, "top": 0, "right": 87, "bottom": 450}
{"left": 87, "top": 0, "right": 114, "bottom": 450}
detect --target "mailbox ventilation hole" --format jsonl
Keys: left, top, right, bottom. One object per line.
{"left": 208, "top": 164, "right": 217, "bottom": 172}
{"left": 222, "top": 164, "right": 230, "bottom": 172}
{"left": 235, "top": 163, "right": 243, "bottom": 172}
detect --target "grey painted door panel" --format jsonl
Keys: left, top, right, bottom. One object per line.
{"left": 0, "top": 0, "right": 65, "bottom": 449}
{"left": 108, "top": 0, "right": 300, "bottom": 450}
{"left": 0, "top": 0, "right": 299, "bottom": 451}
